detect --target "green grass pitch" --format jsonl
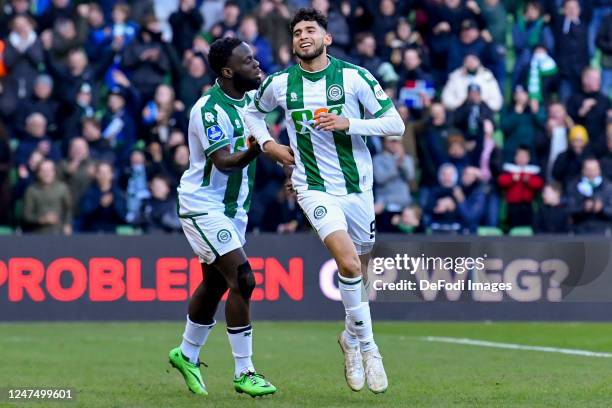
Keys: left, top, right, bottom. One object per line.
{"left": 1, "top": 321, "right": 612, "bottom": 407}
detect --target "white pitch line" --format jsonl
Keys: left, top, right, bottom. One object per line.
{"left": 423, "top": 336, "right": 612, "bottom": 358}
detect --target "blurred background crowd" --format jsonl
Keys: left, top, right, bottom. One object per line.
{"left": 0, "top": 0, "right": 611, "bottom": 235}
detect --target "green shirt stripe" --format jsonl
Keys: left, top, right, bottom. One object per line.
{"left": 333, "top": 131, "right": 361, "bottom": 193}
{"left": 243, "top": 160, "right": 257, "bottom": 212}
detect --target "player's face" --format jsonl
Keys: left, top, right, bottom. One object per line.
{"left": 228, "top": 42, "right": 263, "bottom": 93}
{"left": 292, "top": 20, "right": 331, "bottom": 61}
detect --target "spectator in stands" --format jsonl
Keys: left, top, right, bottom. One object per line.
{"left": 373, "top": 135, "right": 415, "bottom": 232}
{"left": 535, "top": 101, "right": 572, "bottom": 178}
{"left": 479, "top": 0, "right": 508, "bottom": 47}
{"left": 84, "top": 3, "right": 111, "bottom": 59}
{"left": 0, "top": 0, "right": 33, "bottom": 38}
{"left": 22, "top": 159, "right": 72, "bottom": 234}
{"left": 13, "top": 150, "right": 43, "bottom": 201}
{"left": 312, "top": 0, "right": 350, "bottom": 57}
{"left": 553, "top": 125, "right": 593, "bottom": 188}
{"left": 0, "top": 122, "right": 11, "bottom": 225}
{"left": 553, "top": 0, "right": 589, "bottom": 101}
{"left": 169, "top": 0, "right": 204, "bottom": 57}
{"left": 14, "top": 112, "right": 60, "bottom": 166}
{"left": 256, "top": 0, "right": 292, "bottom": 57}
{"left": 141, "top": 84, "right": 186, "bottom": 145}
{"left": 135, "top": 175, "right": 180, "bottom": 233}
{"left": 262, "top": 181, "right": 305, "bottom": 233}
{"left": 599, "top": 122, "right": 612, "bottom": 180}
{"left": 501, "top": 85, "right": 545, "bottom": 163}
{"left": 45, "top": 47, "right": 116, "bottom": 111}
{"left": 420, "top": 102, "right": 451, "bottom": 187}
{"left": 239, "top": 15, "right": 273, "bottom": 74}
{"left": 121, "top": 15, "right": 171, "bottom": 102}
{"left": 82, "top": 117, "right": 115, "bottom": 163}
{"left": 351, "top": 33, "right": 385, "bottom": 84}
{"left": 79, "top": 161, "right": 126, "bottom": 233}
{"left": 387, "top": 18, "right": 425, "bottom": 70}
{"left": 37, "top": 0, "right": 78, "bottom": 32}
{"left": 109, "top": 3, "right": 137, "bottom": 47}
{"left": 441, "top": 53, "right": 502, "bottom": 112}
{"left": 451, "top": 83, "right": 495, "bottom": 159}
{"left": 209, "top": 1, "right": 241, "bottom": 39}
{"left": 63, "top": 82, "right": 95, "bottom": 140}
{"left": 395, "top": 47, "right": 434, "bottom": 118}
{"left": 446, "top": 132, "right": 474, "bottom": 177}
{"left": 1, "top": 14, "right": 44, "bottom": 117}
{"left": 178, "top": 52, "right": 212, "bottom": 110}
{"left": 425, "top": 0, "right": 484, "bottom": 85}
{"left": 17, "top": 74, "right": 59, "bottom": 140}
{"left": 424, "top": 163, "right": 464, "bottom": 233}
{"left": 58, "top": 137, "right": 95, "bottom": 217}
{"left": 454, "top": 166, "right": 487, "bottom": 233}
{"left": 534, "top": 183, "right": 570, "bottom": 233}
{"left": 447, "top": 18, "right": 496, "bottom": 79}
{"left": 512, "top": 1, "right": 555, "bottom": 87}
{"left": 567, "top": 157, "right": 612, "bottom": 234}
{"left": 101, "top": 85, "right": 137, "bottom": 165}
{"left": 166, "top": 144, "right": 189, "bottom": 190}
{"left": 526, "top": 45, "right": 558, "bottom": 104}
{"left": 122, "top": 150, "right": 151, "bottom": 224}
{"left": 567, "top": 68, "right": 612, "bottom": 156}
{"left": 372, "top": 0, "right": 400, "bottom": 54}
{"left": 498, "top": 145, "right": 544, "bottom": 229}
{"left": 43, "top": 8, "right": 88, "bottom": 62}
{"left": 596, "top": 13, "right": 612, "bottom": 97}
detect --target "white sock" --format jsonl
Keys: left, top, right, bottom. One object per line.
{"left": 180, "top": 315, "right": 215, "bottom": 364}
{"left": 344, "top": 315, "right": 359, "bottom": 348}
{"left": 338, "top": 273, "right": 377, "bottom": 352}
{"left": 227, "top": 324, "right": 255, "bottom": 377}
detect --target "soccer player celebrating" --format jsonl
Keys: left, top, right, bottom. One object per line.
{"left": 169, "top": 37, "right": 277, "bottom": 398}
{"left": 245, "top": 8, "right": 404, "bottom": 394}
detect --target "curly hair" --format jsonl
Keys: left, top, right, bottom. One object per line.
{"left": 289, "top": 8, "right": 328, "bottom": 33}
{"left": 208, "top": 37, "right": 244, "bottom": 76}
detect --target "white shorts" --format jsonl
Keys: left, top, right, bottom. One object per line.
{"left": 180, "top": 212, "right": 247, "bottom": 264}
{"left": 297, "top": 189, "right": 375, "bottom": 255}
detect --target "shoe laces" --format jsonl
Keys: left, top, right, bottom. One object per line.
{"left": 245, "top": 371, "right": 265, "bottom": 385}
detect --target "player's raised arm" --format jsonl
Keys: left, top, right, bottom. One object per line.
{"left": 244, "top": 77, "right": 295, "bottom": 166}
{"left": 315, "top": 69, "right": 405, "bottom": 137}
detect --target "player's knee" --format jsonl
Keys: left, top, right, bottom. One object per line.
{"left": 337, "top": 254, "right": 362, "bottom": 278}
{"left": 235, "top": 262, "right": 255, "bottom": 300}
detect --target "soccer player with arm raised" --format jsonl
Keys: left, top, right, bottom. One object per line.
{"left": 169, "top": 37, "right": 276, "bottom": 398}
{"left": 244, "top": 8, "right": 405, "bottom": 394}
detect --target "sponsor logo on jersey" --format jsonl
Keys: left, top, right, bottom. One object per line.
{"left": 217, "top": 229, "right": 232, "bottom": 243}
{"left": 364, "top": 71, "right": 376, "bottom": 82}
{"left": 374, "top": 84, "right": 388, "bottom": 100}
{"left": 235, "top": 118, "right": 242, "bottom": 128}
{"left": 204, "top": 112, "right": 215, "bottom": 123}
{"left": 206, "top": 125, "right": 224, "bottom": 142}
{"left": 327, "top": 84, "right": 343, "bottom": 101}
{"left": 290, "top": 92, "right": 298, "bottom": 102}
{"left": 313, "top": 205, "right": 327, "bottom": 220}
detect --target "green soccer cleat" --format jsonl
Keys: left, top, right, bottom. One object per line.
{"left": 233, "top": 371, "right": 277, "bottom": 397}
{"left": 168, "top": 347, "right": 208, "bottom": 395}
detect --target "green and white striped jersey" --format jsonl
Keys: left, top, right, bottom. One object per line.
{"left": 177, "top": 83, "right": 256, "bottom": 218}
{"left": 250, "top": 56, "right": 395, "bottom": 195}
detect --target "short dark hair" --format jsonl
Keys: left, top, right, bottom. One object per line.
{"left": 208, "top": 37, "right": 243, "bottom": 76}
{"left": 517, "top": 144, "right": 531, "bottom": 152}
{"left": 290, "top": 8, "right": 327, "bottom": 33}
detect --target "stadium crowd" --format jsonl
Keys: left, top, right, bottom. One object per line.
{"left": 0, "top": 0, "right": 611, "bottom": 235}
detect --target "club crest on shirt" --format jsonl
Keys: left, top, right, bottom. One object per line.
{"left": 327, "top": 84, "right": 343, "bottom": 101}
{"left": 206, "top": 125, "right": 224, "bottom": 142}
{"left": 217, "top": 229, "right": 232, "bottom": 243}
{"left": 313, "top": 205, "right": 327, "bottom": 220}
{"left": 374, "top": 84, "right": 388, "bottom": 100}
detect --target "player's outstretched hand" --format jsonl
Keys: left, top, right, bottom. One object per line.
{"left": 315, "top": 112, "right": 350, "bottom": 131}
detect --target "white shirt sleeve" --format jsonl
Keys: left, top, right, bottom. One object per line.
{"left": 195, "top": 103, "right": 232, "bottom": 158}
{"left": 346, "top": 68, "right": 405, "bottom": 137}
{"left": 244, "top": 75, "right": 279, "bottom": 149}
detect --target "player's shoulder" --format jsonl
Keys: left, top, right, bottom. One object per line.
{"left": 332, "top": 57, "right": 377, "bottom": 84}
{"left": 260, "top": 66, "right": 292, "bottom": 89}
